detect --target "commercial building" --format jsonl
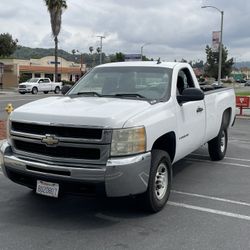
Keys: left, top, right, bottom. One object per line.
{"left": 0, "top": 56, "right": 86, "bottom": 88}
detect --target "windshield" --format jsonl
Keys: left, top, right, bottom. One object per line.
{"left": 68, "top": 66, "right": 172, "bottom": 101}
{"left": 27, "top": 78, "right": 40, "bottom": 83}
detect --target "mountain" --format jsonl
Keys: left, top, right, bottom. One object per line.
{"left": 234, "top": 61, "right": 250, "bottom": 69}
{"left": 11, "top": 46, "right": 250, "bottom": 68}
{"left": 12, "top": 46, "right": 103, "bottom": 66}
{"left": 13, "top": 46, "right": 74, "bottom": 60}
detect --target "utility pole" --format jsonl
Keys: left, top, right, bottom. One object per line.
{"left": 97, "top": 35, "right": 105, "bottom": 64}
{"left": 140, "top": 43, "right": 150, "bottom": 61}
{"left": 202, "top": 5, "right": 224, "bottom": 85}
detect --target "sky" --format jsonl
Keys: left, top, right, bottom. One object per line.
{"left": 0, "top": 0, "right": 250, "bottom": 62}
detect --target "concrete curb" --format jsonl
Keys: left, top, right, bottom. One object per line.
{"left": 0, "top": 88, "right": 17, "bottom": 95}
{"left": 236, "top": 115, "right": 250, "bottom": 120}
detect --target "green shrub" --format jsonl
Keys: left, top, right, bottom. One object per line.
{"left": 62, "top": 80, "right": 75, "bottom": 86}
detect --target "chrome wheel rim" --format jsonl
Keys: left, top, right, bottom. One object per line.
{"left": 220, "top": 130, "right": 226, "bottom": 152}
{"left": 154, "top": 162, "right": 168, "bottom": 200}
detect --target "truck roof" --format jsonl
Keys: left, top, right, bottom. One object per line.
{"left": 96, "top": 61, "right": 188, "bottom": 69}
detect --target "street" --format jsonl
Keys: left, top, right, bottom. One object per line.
{"left": 0, "top": 94, "right": 250, "bottom": 249}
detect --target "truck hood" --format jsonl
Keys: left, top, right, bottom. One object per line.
{"left": 10, "top": 96, "right": 151, "bottom": 128}
{"left": 19, "top": 83, "right": 34, "bottom": 87}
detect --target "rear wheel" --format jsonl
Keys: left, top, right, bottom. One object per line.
{"left": 32, "top": 87, "right": 38, "bottom": 94}
{"left": 54, "top": 86, "right": 60, "bottom": 94}
{"left": 208, "top": 128, "right": 228, "bottom": 161}
{"left": 142, "top": 150, "right": 172, "bottom": 213}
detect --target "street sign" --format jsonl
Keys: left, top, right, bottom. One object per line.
{"left": 212, "top": 31, "right": 220, "bottom": 52}
{"left": 236, "top": 96, "right": 250, "bottom": 107}
{"left": 236, "top": 96, "right": 250, "bottom": 115}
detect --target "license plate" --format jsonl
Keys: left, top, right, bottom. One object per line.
{"left": 36, "top": 180, "right": 59, "bottom": 198}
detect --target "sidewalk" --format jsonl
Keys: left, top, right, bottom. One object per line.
{"left": 0, "top": 88, "right": 17, "bottom": 95}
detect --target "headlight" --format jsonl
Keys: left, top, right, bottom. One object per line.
{"left": 111, "top": 126, "right": 146, "bottom": 156}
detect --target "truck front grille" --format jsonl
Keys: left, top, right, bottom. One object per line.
{"left": 10, "top": 121, "right": 112, "bottom": 166}
{"left": 13, "top": 140, "right": 100, "bottom": 160}
{"left": 12, "top": 121, "right": 103, "bottom": 140}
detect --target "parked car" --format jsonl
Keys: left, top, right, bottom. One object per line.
{"left": 1, "top": 61, "right": 236, "bottom": 212}
{"left": 18, "top": 78, "right": 62, "bottom": 94}
{"left": 244, "top": 80, "right": 250, "bottom": 86}
{"left": 211, "top": 81, "right": 223, "bottom": 87}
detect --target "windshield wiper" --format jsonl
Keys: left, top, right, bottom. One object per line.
{"left": 75, "top": 91, "right": 102, "bottom": 97}
{"left": 114, "top": 93, "right": 147, "bottom": 99}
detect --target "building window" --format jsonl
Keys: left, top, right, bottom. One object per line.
{"left": 45, "top": 74, "right": 54, "bottom": 81}
{"left": 19, "top": 73, "right": 32, "bottom": 83}
{"left": 57, "top": 74, "right": 61, "bottom": 82}
{"left": 75, "top": 74, "right": 80, "bottom": 82}
{"left": 34, "top": 73, "right": 41, "bottom": 78}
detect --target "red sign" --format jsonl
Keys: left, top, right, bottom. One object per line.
{"left": 236, "top": 96, "right": 250, "bottom": 107}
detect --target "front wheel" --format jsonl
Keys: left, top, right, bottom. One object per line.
{"left": 32, "top": 87, "right": 38, "bottom": 94}
{"left": 54, "top": 86, "right": 60, "bottom": 94}
{"left": 208, "top": 128, "right": 228, "bottom": 161}
{"left": 142, "top": 150, "right": 172, "bottom": 213}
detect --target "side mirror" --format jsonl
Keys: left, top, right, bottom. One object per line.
{"left": 177, "top": 88, "right": 204, "bottom": 103}
{"left": 61, "top": 85, "right": 71, "bottom": 95}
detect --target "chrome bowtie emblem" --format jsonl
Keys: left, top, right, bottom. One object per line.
{"left": 41, "top": 134, "right": 59, "bottom": 146}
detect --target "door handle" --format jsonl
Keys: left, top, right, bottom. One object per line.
{"left": 196, "top": 107, "right": 203, "bottom": 113}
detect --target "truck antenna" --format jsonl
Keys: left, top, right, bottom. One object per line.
{"left": 157, "top": 58, "right": 161, "bottom": 64}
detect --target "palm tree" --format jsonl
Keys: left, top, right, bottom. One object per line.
{"left": 44, "top": 0, "right": 67, "bottom": 82}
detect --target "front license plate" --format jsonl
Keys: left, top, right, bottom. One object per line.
{"left": 36, "top": 180, "right": 59, "bottom": 198}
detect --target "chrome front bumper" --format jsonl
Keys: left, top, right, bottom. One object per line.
{"left": 0, "top": 140, "right": 151, "bottom": 197}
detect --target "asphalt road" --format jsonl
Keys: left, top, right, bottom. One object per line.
{"left": 0, "top": 102, "right": 250, "bottom": 249}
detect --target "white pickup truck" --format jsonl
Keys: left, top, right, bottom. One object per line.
{"left": 18, "top": 77, "right": 62, "bottom": 94}
{"left": 0, "top": 61, "right": 236, "bottom": 212}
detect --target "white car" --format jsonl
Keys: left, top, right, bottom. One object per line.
{"left": 211, "top": 81, "right": 223, "bottom": 87}
{"left": 18, "top": 78, "right": 62, "bottom": 94}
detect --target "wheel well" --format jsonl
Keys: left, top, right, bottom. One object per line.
{"left": 152, "top": 132, "right": 176, "bottom": 162}
{"left": 222, "top": 108, "right": 232, "bottom": 129}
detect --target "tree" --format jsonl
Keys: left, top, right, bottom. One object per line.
{"left": 89, "top": 46, "right": 94, "bottom": 54}
{"left": 115, "top": 52, "right": 125, "bottom": 62}
{"left": 204, "top": 45, "right": 233, "bottom": 79}
{"left": 0, "top": 33, "right": 18, "bottom": 57}
{"left": 141, "top": 55, "right": 151, "bottom": 61}
{"left": 44, "top": 0, "right": 67, "bottom": 81}
{"left": 190, "top": 60, "right": 204, "bottom": 69}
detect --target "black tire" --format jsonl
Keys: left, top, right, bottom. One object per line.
{"left": 43, "top": 91, "right": 49, "bottom": 94}
{"left": 143, "top": 150, "right": 172, "bottom": 213}
{"left": 32, "top": 87, "right": 38, "bottom": 94}
{"left": 208, "top": 128, "right": 228, "bottom": 161}
{"left": 54, "top": 86, "right": 60, "bottom": 94}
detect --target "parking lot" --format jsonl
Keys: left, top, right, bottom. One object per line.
{"left": 0, "top": 116, "right": 249, "bottom": 250}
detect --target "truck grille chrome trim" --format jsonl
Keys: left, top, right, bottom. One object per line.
{"left": 11, "top": 121, "right": 108, "bottom": 141}
{"left": 10, "top": 121, "right": 112, "bottom": 166}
